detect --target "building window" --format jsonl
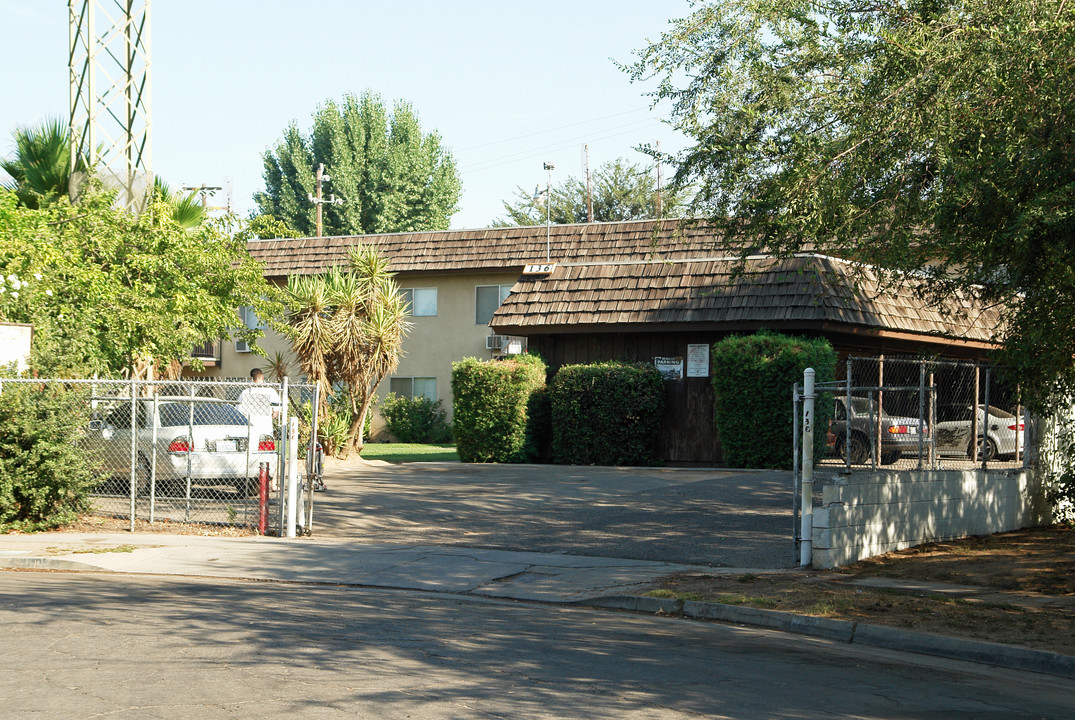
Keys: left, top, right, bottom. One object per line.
{"left": 235, "top": 306, "right": 263, "bottom": 353}
{"left": 475, "top": 284, "right": 512, "bottom": 325}
{"left": 389, "top": 376, "right": 437, "bottom": 401}
{"left": 400, "top": 287, "right": 437, "bottom": 316}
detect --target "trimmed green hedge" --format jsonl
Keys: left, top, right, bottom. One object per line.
{"left": 452, "top": 354, "right": 547, "bottom": 463}
{"left": 711, "top": 331, "right": 836, "bottom": 469}
{"left": 0, "top": 382, "right": 97, "bottom": 531}
{"left": 549, "top": 361, "right": 665, "bottom": 466}
{"left": 380, "top": 393, "right": 452, "bottom": 444}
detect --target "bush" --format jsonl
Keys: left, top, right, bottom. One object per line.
{"left": 452, "top": 355, "right": 546, "bottom": 463}
{"left": 0, "top": 382, "right": 97, "bottom": 531}
{"left": 711, "top": 330, "right": 836, "bottom": 469}
{"left": 380, "top": 393, "right": 452, "bottom": 444}
{"left": 549, "top": 361, "right": 665, "bottom": 466}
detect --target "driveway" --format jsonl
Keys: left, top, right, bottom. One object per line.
{"left": 312, "top": 462, "right": 797, "bottom": 569}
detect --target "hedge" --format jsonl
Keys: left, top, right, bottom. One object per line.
{"left": 380, "top": 393, "right": 452, "bottom": 444}
{"left": 452, "top": 354, "right": 547, "bottom": 463}
{"left": 549, "top": 361, "right": 664, "bottom": 466}
{"left": 0, "top": 382, "right": 97, "bottom": 531}
{"left": 711, "top": 330, "right": 836, "bottom": 469}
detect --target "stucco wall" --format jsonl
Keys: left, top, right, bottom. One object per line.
{"left": 811, "top": 469, "right": 1053, "bottom": 568}
{"left": 198, "top": 271, "right": 522, "bottom": 437}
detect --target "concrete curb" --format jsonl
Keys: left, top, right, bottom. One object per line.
{"left": 585, "top": 595, "right": 1075, "bottom": 680}
{"left": 0, "top": 557, "right": 107, "bottom": 572}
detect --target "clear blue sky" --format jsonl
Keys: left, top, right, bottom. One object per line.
{"left": 0, "top": 1, "right": 692, "bottom": 230}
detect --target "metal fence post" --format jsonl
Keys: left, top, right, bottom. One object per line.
{"left": 800, "top": 368, "right": 815, "bottom": 567}
{"left": 128, "top": 378, "right": 138, "bottom": 532}
{"left": 278, "top": 376, "right": 289, "bottom": 535}
{"left": 918, "top": 363, "right": 926, "bottom": 470}
{"left": 982, "top": 367, "right": 991, "bottom": 471}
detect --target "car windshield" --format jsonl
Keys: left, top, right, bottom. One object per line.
{"left": 158, "top": 403, "right": 248, "bottom": 427}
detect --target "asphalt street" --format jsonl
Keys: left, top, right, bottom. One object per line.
{"left": 312, "top": 463, "right": 797, "bottom": 568}
{"left": 4, "top": 571, "right": 1073, "bottom": 720}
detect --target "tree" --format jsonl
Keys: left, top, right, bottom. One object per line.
{"left": 278, "top": 244, "right": 411, "bottom": 456}
{"left": 496, "top": 158, "right": 687, "bottom": 226}
{"left": 627, "top": 0, "right": 1075, "bottom": 405}
{"left": 0, "top": 185, "right": 278, "bottom": 378}
{"left": 0, "top": 118, "right": 83, "bottom": 209}
{"left": 255, "top": 91, "right": 462, "bottom": 237}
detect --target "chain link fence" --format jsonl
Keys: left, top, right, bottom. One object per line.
{"left": 0, "top": 377, "right": 321, "bottom": 534}
{"left": 808, "top": 356, "right": 1027, "bottom": 472}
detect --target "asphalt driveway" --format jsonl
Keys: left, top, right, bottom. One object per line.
{"left": 312, "top": 462, "right": 797, "bottom": 569}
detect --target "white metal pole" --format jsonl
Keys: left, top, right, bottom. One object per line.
{"left": 286, "top": 416, "right": 299, "bottom": 538}
{"left": 800, "top": 368, "right": 816, "bottom": 567}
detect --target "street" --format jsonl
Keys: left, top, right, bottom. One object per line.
{"left": 3, "top": 571, "right": 1071, "bottom": 719}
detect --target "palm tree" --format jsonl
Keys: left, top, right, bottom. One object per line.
{"left": 0, "top": 118, "right": 79, "bottom": 209}
{"left": 278, "top": 244, "right": 411, "bottom": 456}
{"left": 152, "top": 178, "right": 205, "bottom": 229}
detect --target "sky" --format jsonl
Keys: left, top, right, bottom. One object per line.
{"left": 0, "top": 0, "right": 694, "bottom": 230}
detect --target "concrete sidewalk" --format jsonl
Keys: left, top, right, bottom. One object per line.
{"left": 0, "top": 531, "right": 728, "bottom": 603}
{"left": 2, "top": 530, "right": 1073, "bottom": 679}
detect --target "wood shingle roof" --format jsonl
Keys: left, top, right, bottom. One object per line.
{"left": 246, "top": 219, "right": 719, "bottom": 277}
{"left": 490, "top": 255, "right": 1002, "bottom": 344}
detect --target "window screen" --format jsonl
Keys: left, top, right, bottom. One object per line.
{"left": 401, "top": 287, "right": 437, "bottom": 316}
{"left": 475, "top": 285, "right": 511, "bottom": 325}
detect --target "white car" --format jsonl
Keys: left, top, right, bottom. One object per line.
{"left": 934, "top": 404, "right": 1024, "bottom": 461}
{"left": 86, "top": 397, "right": 276, "bottom": 497}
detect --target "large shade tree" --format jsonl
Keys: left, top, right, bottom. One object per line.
{"left": 497, "top": 158, "right": 688, "bottom": 226}
{"left": 278, "top": 244, "right": 411, "bottom": 456}
{"left": 255, "top": 91, "right": 462, "bottom": 237}
{"left": 627, "top": 0, "right": 1075, "bottom": 405}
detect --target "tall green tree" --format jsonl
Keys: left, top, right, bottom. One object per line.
{"left": 627, "top": 0, "right": 1075, "bottom": 404}
{"left": 0, "top": 185, "right": 278, "bottom": 377}
{"left": 278, "top": 244, "right": 411, "bottom": 455}
{"left": 255, "top": 91, "right": 462, "bottom": 236}
{"left": 496, "top": 158, "right": 687, "bottom": 226}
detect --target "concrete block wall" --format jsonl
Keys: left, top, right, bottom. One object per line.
{"left": 811, "top": 469, "right": 1052, "bottom": 568}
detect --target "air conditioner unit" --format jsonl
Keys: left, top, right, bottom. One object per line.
{"left": 486, "top": 335, "right": 505, "bottom": 351}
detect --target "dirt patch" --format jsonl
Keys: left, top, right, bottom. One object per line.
{"left": 20, "top": 514, "right": 259, "bottom": 537}
{"left": 645, "top": 525, "right": 1075, "bottom": 656}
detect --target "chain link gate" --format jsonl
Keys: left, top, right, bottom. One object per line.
{"left": 0, "top": 376, "right": 321, "bottom": 535}
{"left": 793, "top": 356, "right": 1030, "bottom": 564}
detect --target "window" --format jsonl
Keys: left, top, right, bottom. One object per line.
{"left": 235, "top": 306, "right": 264, "bottom": 353}
{"left": 400, "top": 287, "right": 437, "bottom": 316}
{"left": 475, "top": 284, "right": 512, "bottom": 325}
{"left": 389, "top": 376, "right": 437, "bottom": 401}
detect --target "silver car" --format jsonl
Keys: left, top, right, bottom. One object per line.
{"left": 86, "top": 397, "right": 276, "bottom": 497}
{"left": 934, "top": 404, "right": 1025, "bottom": 461}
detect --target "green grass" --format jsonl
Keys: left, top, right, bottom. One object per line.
{"left": 358, "top": 443, "right": 459, "bottom": 464}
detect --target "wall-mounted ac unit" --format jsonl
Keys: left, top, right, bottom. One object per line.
{"left": 486, "top": 335, "right": 504, "bottom": 351}
{"left": 487, "top": 335, "right": 527, "bottom": 354}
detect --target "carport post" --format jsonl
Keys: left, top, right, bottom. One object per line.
{"left": 800, "top": 368, "right": 815, "bottom": 567}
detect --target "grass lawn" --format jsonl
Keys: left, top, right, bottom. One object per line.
{"left": 358, "top": 443, "right": 459, "bottom": 463}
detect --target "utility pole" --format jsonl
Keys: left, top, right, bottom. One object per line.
{"left": 307, "top": 163, "right": 341, "bottom": 237}
{"left": 655, "top": 140, "right": 663, "bottom": 218}
{"left": 584, "top": 144, "right": 593, "bottom": 223}
{"left": 182, "top": 183, "right": 222, "bottom": 211}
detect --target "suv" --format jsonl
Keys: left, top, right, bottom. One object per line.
{"left": 830, "top": 396, "right": 927, "bottom": 465}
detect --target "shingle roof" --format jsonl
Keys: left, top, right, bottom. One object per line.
{"left": 490, "top": 255, "right": 1002, "bottom": 344}
{"left": 246, "top": 219, "right": 719, "bottom": 277}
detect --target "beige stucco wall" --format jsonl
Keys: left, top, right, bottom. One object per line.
{"left": 194, "top": 271, "right": 522, "bottom": 439}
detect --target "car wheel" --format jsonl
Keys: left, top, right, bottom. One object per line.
{"left": 135, "top": 456, "right": 153, "bottom": 497}
{"left": 838, "top": 433, "right": 869, "bottom": 464}
{"left": 880, "top": 451, "right": 900, "bottom": 465}
{"left": 975, "top": 436, "right": 998, "bottom": 462}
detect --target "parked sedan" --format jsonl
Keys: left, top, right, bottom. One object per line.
{"left": 934, "top": 404, "right": 1024, "bottom": 461}
{"left": 830, "top": 396, "right": 927, "bottom": 465}
{"left": 86, "top": 397, "right": 275, "bottom": 497}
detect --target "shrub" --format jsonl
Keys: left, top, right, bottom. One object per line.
{"left": 452, "top": 355, "right": 546, "bottom": 463}
{"left": 549, "top": 361, "right": 665, "bottom": 466}
{"left": 710, "top": 330, "right": 836, "bottom": 469}
{"left": 0, "top": 382, "right": 97, "bottom": 531}
{"left": 380, "top": 393, "right": 452, "bottom": 444}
